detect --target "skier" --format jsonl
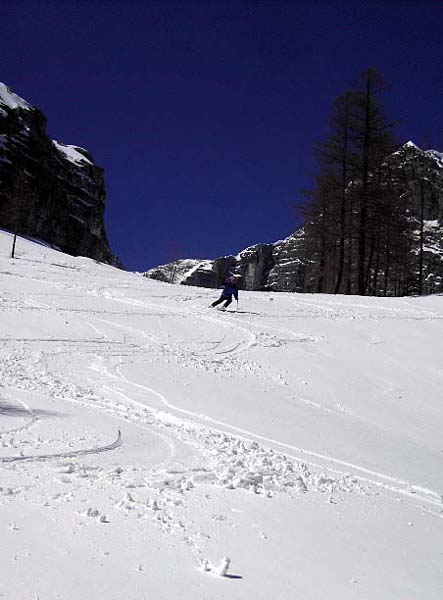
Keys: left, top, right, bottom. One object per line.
{"left": 210, "top": 276, "right": 239, "bottom": 310}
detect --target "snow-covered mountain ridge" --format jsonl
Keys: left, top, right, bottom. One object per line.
{"left": 0, "top": 82, "right": 118, "bottom": 266}
{"left": 1, "top": 228, "right": 442, "bottom": 599}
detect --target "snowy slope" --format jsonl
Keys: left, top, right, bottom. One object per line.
{"left": 1, "top": 229, "right": 443, "bottom": 600}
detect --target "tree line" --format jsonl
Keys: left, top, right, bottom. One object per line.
{"left": 300, "top": 68, "right": 443, "bottom": 296}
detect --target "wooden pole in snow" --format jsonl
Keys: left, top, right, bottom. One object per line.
{"left": 11, "top": 233, "right": 17, "bottom": 259}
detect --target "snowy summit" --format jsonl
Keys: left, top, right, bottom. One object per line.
{"left": 0, "top": 82, "right": 31, "bottom": 112}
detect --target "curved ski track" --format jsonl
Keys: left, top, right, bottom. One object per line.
{"left": 0, "top": 429, "right": 122, "bottom": 463}
{"left": 82, "top": 293, "right": 443, "bottom": 517}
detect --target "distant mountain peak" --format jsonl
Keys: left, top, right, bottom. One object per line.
{"left": 0, "top": 82, "right": 31, "bottom": 113}
{"left": 399, "top": 140, "right": 443, "bottom": 169}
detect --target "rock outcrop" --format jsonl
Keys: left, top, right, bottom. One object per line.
{"left": 0, "top": 82, "right": 119, "bottom": 266}
{"left": 384, "top": 141, "right": 443, "bottom": 293}
{"left": 144, "top": 232, "right": 307, "bottom": 292}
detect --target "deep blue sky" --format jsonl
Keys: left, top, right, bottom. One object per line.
{"left": 1, "top": 1, "right": 442, "bottom": 270}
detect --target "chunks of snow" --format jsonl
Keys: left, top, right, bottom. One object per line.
{"left": 199, "top": 556, "right": 232, "bottom": 577}
{"left": 215, "top": 556, "right": 231, "bottom": 577}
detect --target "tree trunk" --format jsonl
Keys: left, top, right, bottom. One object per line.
{"left": 357, "top": 78, "right": 371, "bottom": 295}
{"left": 383, "top": 221, "right": 391, "bottom": 296}
{"left": 334, "top": 110, "right": 350, "bottom": 294}
{"left": 418, "top": 176, "right": 425, "bottom": 295}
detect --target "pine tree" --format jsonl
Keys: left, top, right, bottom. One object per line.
{"left": 303, "top": 68, "right": 401, "bottom": 296}
{"left": 350, "top": 68, "right": 397, "bottom": 295}
{"left": 316, "top": 92, "right": 355, "bottom": 293}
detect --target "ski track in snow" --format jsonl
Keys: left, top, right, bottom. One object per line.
{"left": 2, "top": 238, "right": 443, "bottom": 600}
{"left": 0, "top": 429, "right": 121, "bottom": 463}
{"left": 60, "top": 292, "right": 443, "bottom": 517}
{"left": 113, "top": 355, "right": 443, "bottom": 514}
{"left": 0, "top": 316, "right": 364, "bottom": 506}
{"left": 2, "top": 283, "right": 442, "bottom": 518}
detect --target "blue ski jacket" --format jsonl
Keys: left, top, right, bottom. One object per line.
{"left": 220, "top": 284, "right": 238, "bottom": 300}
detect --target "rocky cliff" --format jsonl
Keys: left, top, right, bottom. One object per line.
{"left": 144, "top": 141, "right": 443, "bottom": 294}
{"left": 144, "top": 230, "right": 307, "bottom": 292}
{"left": 384, "top": 141, "right": 443, "bottom": 293}
{"left": 0, "top": 83, "right": 119, "bottom": 266}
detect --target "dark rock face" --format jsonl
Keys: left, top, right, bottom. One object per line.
{"left": 384, "top": 142, "right": 443, "bottom": 293}
{"left": 267, "top": 229, "right": 306, "bottom": 292}
{"left": 388, "top": 142, "right": 443, "bottom": 222}
{"left": 145, "top": 142, "right": 443, "bottom": 294}
{"left": 233, "top": 244, "right": 275, "bottom": 290}
{"left": 0, "top": 83, "right": 119, "bottom": 266}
